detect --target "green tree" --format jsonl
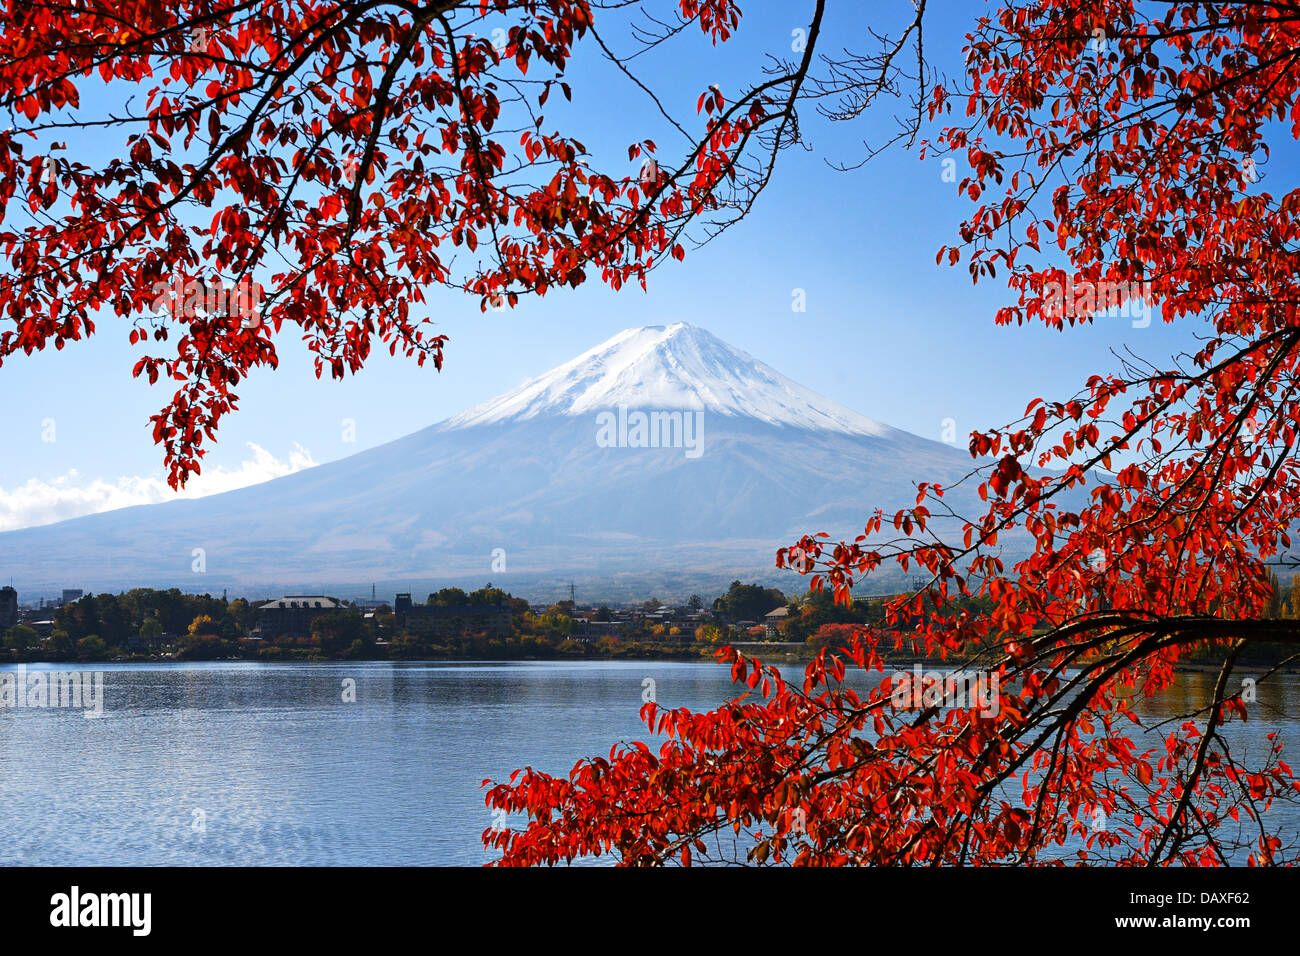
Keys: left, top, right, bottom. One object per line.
{"left": 3, "top": 625, "right": 37, "bottom": 652}
{"left": 712, "top": 582, "right": 787, "bottom": 623}
{"left": 469, "top": 585, "right": 509, "bottom": 606}
{"left": 227, "top": 598, "right": 258, "bottom": 633}
{"left": 695, "top": 623, "right": 725, "bottom": 644}
{"left": 429, "top": 588, "right": 469, "bottom": 607}
{"left": 531, "top": 610, "right": 573, "bottom": 642}
{"left": 76, "top": 635, "right": 107, "bottom": 661}
{"left": 139, "top": 618, "right": 163, "bottom": 648}
{"left": 97, "top": 594, "right": 133, "bottom": 646}
{"left": 47, "top": 630, "right": 74, "bottom": 660}
{"left": 55, "top": 593, "right": 99, "bottom": 640}
{"left": 311, "top": 611, "right": 368, "bottom": 657}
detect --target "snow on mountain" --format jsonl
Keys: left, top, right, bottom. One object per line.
{"left": 443, "top": 323, "right": 896, "bottom": 437}
{"left": 0, "top": 324, "right": 981, "bottom": 600}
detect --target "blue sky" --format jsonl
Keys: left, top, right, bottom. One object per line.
{"left": 0, "top": 1, "right": 1243, "bottom": 529}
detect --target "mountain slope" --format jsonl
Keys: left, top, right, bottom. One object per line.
{"left": 445, "top": 323, "right": 895, "bottom": 435}
{"left": 0, "top": 324, "right": 981, "bottom": 599}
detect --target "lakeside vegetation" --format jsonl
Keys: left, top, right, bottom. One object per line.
{"left": 4, "top": 577, "right": 1297, "bottom": 670}
{"left": 2, "top": 582, "right": 784, "bottom": 664}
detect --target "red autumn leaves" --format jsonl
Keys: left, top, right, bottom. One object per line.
{"left": 483, "top": 1, "right": 1300, "bottom": 866}
{"left": 0, "top": 0, "right": 760, "bottom": 486}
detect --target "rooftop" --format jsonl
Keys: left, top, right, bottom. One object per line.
{"left": 260, "top": 596, "right": 348, "bottom": 610}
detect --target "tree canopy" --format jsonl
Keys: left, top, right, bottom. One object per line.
{"left": 483, "top": 0, "right": 1300, "bottom": 867}
{"left": 7, "top": 0, "right": 1300, "bottom": 866}
{"left": 0, "top": 0, "right": 798, "bottom": 485}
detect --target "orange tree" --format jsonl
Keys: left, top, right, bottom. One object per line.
{"left": 483, "top": 0, "right": 1300, "bottom": 866}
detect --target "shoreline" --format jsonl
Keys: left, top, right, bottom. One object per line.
{"left": 3, "top": 649, "right": 1295, "bottom": 675}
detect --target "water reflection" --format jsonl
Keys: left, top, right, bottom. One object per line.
{"left": 0, "top": 660, "right": 1292, "bottom": 865}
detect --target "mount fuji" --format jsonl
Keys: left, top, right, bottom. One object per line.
{"left": 0, "top": 324, "right": 982, "bottom": 602}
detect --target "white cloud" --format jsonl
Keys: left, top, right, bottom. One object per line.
{"left": 0, "top": 443, "right": 317, "bottom": 532}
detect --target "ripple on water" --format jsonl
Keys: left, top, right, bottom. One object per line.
{"left": 0, "top": 660, "right": 1294, "bottom": 865}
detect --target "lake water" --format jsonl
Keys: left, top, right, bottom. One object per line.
{"left": 1, "top": 660, "right": 1296, "bottom": 866}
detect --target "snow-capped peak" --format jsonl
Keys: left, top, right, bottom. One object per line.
{"left": 442, "top": 323, "right": 895, "bottom": 436}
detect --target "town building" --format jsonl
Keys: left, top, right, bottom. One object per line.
{"left": 257, "top": 595, "right": 354, "bottom": 639}
{"left": 24, "top": 618, "right": 55, "bottom": 641}
{"left": 763, "top": 605, "right": 792, "bottom": 640}
{"left": 0, "top": 587, "right": 17, "bottom": 631}
{"left": 573, "top": 619, "right": 624, "bottom": 641}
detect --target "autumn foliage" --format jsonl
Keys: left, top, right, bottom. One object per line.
{"left": 0, "top": 0, "right": 780, "bottom": 485}
{"left": 6, "top": 0, "right": 1300, "bottom": 866}
{"left": 483, "top": 0, "right": 1300, "bottom": 866}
